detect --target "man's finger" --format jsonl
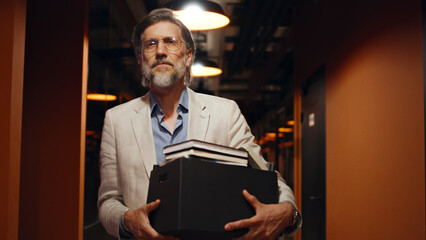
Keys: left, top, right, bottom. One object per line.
{"left": 242, "top": 190, "right": 261, "bottom": 209}
{"left": 224, "top": 218, "right": 253, "bottom": 231}
{"left": 144, "top": 199, "right": 161, "bottom": 213}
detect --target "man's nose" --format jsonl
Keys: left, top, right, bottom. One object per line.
{"left": 155, "top": 40, "right": 167, "bottom": 56}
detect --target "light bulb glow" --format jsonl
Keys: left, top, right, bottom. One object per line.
{"left": 183, "top": 4, "right": 204, "bottom": 14}
{"left": 286, "top": 120, "right": 295, "bottom": 125}
{"left": 173, "top": 10, "right": 230, "bottom": 30}
{"left": 192, "top": 63, "right": 204, "bottom": 72}
{"left": 191, "top": 65, "right": 222, "bottom": 77}
{"left": 87, "top": 93, "right": 117, "bottom": 101}
{"left": 278, "top": 127, "right": 293, "bottom": 133}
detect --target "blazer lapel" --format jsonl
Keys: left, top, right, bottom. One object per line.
{"left": 187, "top": 87, "right": 210, "bottom": 140}
{"left": 131, "top": 93, "right": 156, "bottom": 177}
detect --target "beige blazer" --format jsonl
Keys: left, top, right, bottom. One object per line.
{"left": 98, "top": 87, "right": 296, "bottom": 238}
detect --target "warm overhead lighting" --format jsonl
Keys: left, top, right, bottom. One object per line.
{"left": 86, "top": 130, "right": 96, "bottom": 135}
{"left": 266, "top": 133, "right": 276, "bottom": 138}
{"left": 167, "top": 1, "right": 230, "bottom": 30}
{"left": 265, "top": 132, "right": 284, "bottom": 139}
{"left": 278, "top": 127, "right": 293, "bottom": 133}
{"left": 87, "top": 93, "right": 117, "bottom": 101}
{"left": 264, "top": 133, "right": 280, "bottom": 141}
{"left": 286, "top": 120, "right": 295, "bottom": 126}
{"left": 192, "top": 59, "right": 222, "bottom": 77}
{"left": 264, "top": 135, "right": 275, "bottom": 141}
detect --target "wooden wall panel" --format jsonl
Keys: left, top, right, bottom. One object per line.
{"left": 19, "top": 0, "right": 88, "bottom": 239}
{"left": 0, "top": 0, "right": 26, "bottom": 239}
{"left": 294, "top": 0, "right": 425, "bottom": 239}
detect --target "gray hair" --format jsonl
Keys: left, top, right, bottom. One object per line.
{"left": 132, "top": 8, "right": 196, "bottom": 87}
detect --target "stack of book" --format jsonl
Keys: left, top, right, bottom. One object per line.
{"left": 161, "top": 140, "right": 248, "bottom": 167}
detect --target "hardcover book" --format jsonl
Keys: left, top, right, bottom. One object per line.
{"left": 161, "top": 149, "right": 248, "bottom": 167}
{"left": 163, "top": 139, "right": 249, "bottom": 159}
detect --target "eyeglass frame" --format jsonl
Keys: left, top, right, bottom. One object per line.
{"left": 141, "top": 37, "right": 187, "bottom": 53}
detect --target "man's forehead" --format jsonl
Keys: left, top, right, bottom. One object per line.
{"left": 142, "top": 21, "right": 182, "bottom": 39}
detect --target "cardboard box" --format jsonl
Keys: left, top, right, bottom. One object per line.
{"left": 147, "top": 157, "right": 278, "bottom": 240}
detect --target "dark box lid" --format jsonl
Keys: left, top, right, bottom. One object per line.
{"left": 147, "top": 157, "right": 278, "bottom": 240}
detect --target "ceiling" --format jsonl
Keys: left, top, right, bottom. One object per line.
{"left": 87, "top": 0, "right": 298, "bottom": 130}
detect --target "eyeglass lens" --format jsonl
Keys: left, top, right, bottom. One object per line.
{"left": 143, "top": 37, "right": 182, "bottom": 53}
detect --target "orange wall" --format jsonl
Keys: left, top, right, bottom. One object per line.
{"left": 0, "top": 0, "right": 26, "bottom": 239}
{"left": 295, "top": 0, "right": 425, "bottom": 239}
{"left": 18, "top": 0, "right": 88, "bottom": 239}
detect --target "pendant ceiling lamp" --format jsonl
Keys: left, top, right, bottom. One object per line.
{"left": 87, "top": 93, "right": 117, "bottom": 101}
{"left": 192, "top": 59, "right": 222, "bottom": 77}
{"left": 166, "top": 1, "right": 230, "bottom": 31}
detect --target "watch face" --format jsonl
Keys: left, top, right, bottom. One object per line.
{"left": 291, "top": 210, "right": 298, "bottom": 225}
{"left": 284, "top": 209, "right": 300, "bottom": 235}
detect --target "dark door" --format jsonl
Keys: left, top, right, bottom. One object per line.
{"left": 301, "top": 67, "right": 326, "bottom": 240}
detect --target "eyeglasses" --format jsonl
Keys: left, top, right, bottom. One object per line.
{"left": 142, "top": 37, "right": 184, "bottom": 53}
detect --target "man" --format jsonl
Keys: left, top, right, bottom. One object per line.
{"left": 98, "top": 8, "right": 301, "bottom": 240}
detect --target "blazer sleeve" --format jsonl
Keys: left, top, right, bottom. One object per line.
{"left": 98, "top": 109, "right": 128, "bottom": 238}
{"left": 226, "top": 100, "right": 298, "bottom": 207}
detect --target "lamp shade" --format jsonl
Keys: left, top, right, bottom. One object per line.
{"left": 167, "top": 1, "right": 230, "bottom": 30}
{"left": 87, "top": 93, "right": 117, "bottom": 101}
{"left": 191, "top": 59, "right": 222, "bottom": 77}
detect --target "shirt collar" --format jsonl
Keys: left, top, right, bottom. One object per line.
{"left": 179, "top": 87, "right": 189, "bottom": 111}
{"left": 150, "top": 87, "right": 189, "bottom": 115}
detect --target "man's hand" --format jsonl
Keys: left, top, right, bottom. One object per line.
{"left": 224, "top": 190, "right": 294, "bottom": 240}
{"left": 123, "top": 199, "right": 179, "bottom": 240}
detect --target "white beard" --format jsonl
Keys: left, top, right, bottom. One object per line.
{"left": 143, "top": 56, "right": 187, "bottom": 88}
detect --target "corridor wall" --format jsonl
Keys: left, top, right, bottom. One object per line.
{"left": 294, "top": 0, "right": 425, "bottom": 239}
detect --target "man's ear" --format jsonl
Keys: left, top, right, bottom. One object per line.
{"left": 185, "top": 48, "right": 193, "bottom": 67}
{"left": 137, "top": 53, "right": 142, "bottom": 65}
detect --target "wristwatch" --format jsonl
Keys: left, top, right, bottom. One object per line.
{"left": 283, "top": 207, "right": 301, "bottom": 235}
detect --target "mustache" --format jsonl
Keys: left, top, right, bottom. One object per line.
{"left": 151, "top": 60, "right": 174, "bottom": 68}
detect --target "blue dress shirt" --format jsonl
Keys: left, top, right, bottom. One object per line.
{"left": 150, "top": 88, "right": 189, "bottom": 164}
